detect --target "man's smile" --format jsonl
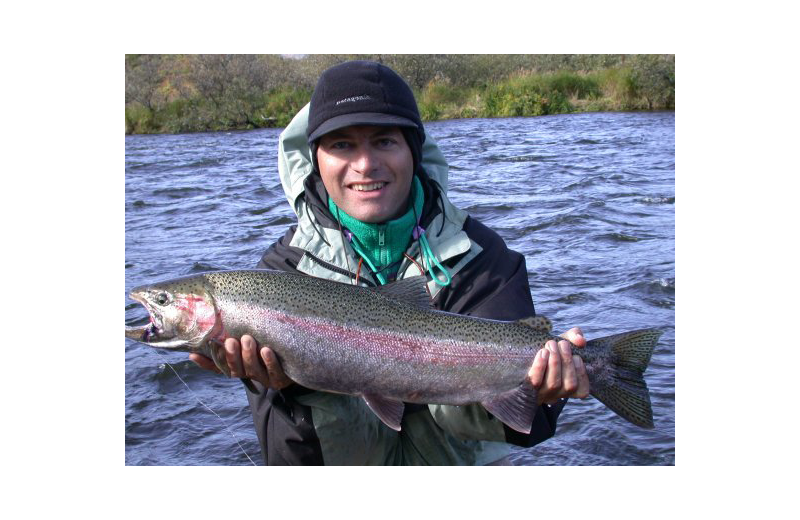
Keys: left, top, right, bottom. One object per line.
{"left": 349, "top": 182, "right": 387, "bottom": 192}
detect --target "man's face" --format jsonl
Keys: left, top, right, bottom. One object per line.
{"left": 316, "top": 125, "right": 414, "bottom": 224}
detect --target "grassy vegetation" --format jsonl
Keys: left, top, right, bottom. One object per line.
{"left": 126, "top": 55, "right": 674, "bottom": 135}
{"left": 416, "top": 67, "right": 658, "bottom": 121}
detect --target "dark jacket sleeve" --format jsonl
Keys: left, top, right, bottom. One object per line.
{"left": 433, "top": 216, "right": 564, "bottom": 447}
{"left": 244, "top": 381, "right": 323, "bottom": 465}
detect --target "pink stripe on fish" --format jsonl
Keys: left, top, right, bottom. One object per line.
{"left": 261, "top": 308, "right": 527, "bottom": 366}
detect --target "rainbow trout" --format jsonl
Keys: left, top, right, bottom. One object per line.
{"left": 125, "top": 269, "right": 661, "bottom": 432}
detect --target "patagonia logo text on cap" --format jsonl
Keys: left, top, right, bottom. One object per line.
{"left": 335, "top": 95, "right": 372, "bottom": 106}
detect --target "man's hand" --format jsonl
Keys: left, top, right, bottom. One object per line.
{"left": 528, "top": 327, "right": 591, "bottom": 405}
{"left": 189, "top": 335, "right": 293, "bottom": 390}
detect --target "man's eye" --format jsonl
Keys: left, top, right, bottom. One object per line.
{"left": 330, "top": 141, "right": 351, "bottom": 150}
{"left": 377, "top": 138, "right": 396, "bottom": 147}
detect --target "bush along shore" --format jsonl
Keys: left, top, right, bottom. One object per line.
{"left": 416, "top": 68, "right": 670, "bottom": 121}
{"left": 125, "top": 55, "right": 674, "bottom": 135}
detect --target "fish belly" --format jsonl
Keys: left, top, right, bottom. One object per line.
{"left": 240, "top": 307, "right": 532, "bottom": 405}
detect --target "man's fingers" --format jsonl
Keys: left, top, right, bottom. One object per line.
{"left": 528, "top": 348, "right": 550, "bottom": 389}
{"left": 574, "top": 355, "right": 591, "bottom": 398}
{"left": 560, "top": 327, "right": 586, "bottom": 348}
{"left": 224, "top": 338, "right": 244, "bottom": 378}
{"left": 540, "top": 340, "right": 562, "bottom": 404}
{"left": 261, "top": 347, "right": 291, "bottom": 389}
{"left": 189, "top": 353, "right": 221, "bottom": 373}
{"left": 558, "top": 340, "right": 578, "bottom": 396}
{"left": 241, "top": 335, "right": 270, "bottom": 386}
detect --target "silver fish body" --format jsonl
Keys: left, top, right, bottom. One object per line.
{"left": 126, "top": 269, "right": 661, "bottom": 433}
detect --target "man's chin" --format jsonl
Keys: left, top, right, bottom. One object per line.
{"left": 347, "top": 206, "right": 393, "bottom": 224}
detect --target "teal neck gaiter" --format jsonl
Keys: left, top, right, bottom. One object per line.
{"left": 329, "top": 176, "right": 424, "bottom": 285}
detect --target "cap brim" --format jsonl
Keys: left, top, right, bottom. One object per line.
{"left": 307, "top": 112, "right": 419, "bottom": 143}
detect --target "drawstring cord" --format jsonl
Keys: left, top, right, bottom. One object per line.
{"left": 411, "top": 205, "right": 451, "bottom": 287}
{"left": 414, "top": 224, "right": 452, "bottom": 287}
{"left": 403, "top": 253, "right": 432, "bottom": 298}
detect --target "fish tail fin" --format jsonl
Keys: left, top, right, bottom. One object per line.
{"left": 586, "top": 328, "right": 662, "bottom": 429}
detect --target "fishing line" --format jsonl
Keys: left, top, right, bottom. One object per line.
{"left": 150, "top": 349, "right": 258, "bottom": 466}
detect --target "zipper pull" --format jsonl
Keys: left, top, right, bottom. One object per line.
{"left": 378, "top": 226, "right": 385, "bottom": 247}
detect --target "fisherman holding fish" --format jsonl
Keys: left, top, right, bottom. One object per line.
{"left": 190, "top": 61, "right": 592, "bottom": 465}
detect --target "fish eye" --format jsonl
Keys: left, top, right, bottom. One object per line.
{"left": 155, "top": 292, "right": 170, "bottom": 305}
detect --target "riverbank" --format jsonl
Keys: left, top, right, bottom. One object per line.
{"left": 125, "top": 56, "right": 674, "bottom": 135}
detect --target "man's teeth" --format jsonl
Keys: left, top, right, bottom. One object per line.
{"left": 352, "top": 182, "right": 386, "bottom": 192}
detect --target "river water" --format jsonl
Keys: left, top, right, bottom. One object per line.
{"left": 125, "top": 111, "right": 675, "bottom": 466}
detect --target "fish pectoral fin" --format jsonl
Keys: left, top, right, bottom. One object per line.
{"left": 516, "top": 315, "right": 552, "bottom": 333}
{"left": 362, "top": 394, "right": 405, "bottom": 431}
{"left": 481, "top": 381, "right": 539, "bottom": 434}
{"left": 210, "top": 342, "right": 232, "bottom": 378}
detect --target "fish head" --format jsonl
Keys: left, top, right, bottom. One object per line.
{"left": 126, "top": 277, "right": 220, "bottom": 351}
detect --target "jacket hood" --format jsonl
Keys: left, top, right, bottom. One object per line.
{"left": 277, "top": 103, "right": 452, "bottom": 216}
{"left": 275, "top": 103, "right": 478, "bottom": 297}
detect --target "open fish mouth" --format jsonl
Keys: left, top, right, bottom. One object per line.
{"left": 125, "top": 322, "right": 158, "bottom": 342}
{"left": 127, "top": 293, "right": 160, "bottom": 338}
{"left": 125, "top": 296, "right": 162, "bottom": 343}
{"left": 124, "top": 317, "right": 186, "bottom": 348}
{"left": 125, "top": 292, "right": 173, "bottom": 346}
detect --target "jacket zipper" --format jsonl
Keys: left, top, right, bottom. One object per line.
{"left": 378, "top": 225, "right": 387, "bottom": 267}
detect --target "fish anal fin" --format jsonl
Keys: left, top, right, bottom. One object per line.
{"left": 517, "top": 315, "right": 552, "bottom": 333}
{"left": 362, "top": 393, "right": 405, "bottom": 431}
{"left": 481, "top": 381, "right": 539, "bottom": 434}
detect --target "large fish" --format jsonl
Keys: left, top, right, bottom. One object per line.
{"left": 125, "top": 269, "right": 661, "bottom": 433}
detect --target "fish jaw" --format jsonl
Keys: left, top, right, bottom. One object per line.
{"left": 126, "top": 280, "right": 220, "bottom": 352}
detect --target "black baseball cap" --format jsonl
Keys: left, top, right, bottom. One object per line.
{"left": 307, "top": 60, "right": 425, "bottom": 144}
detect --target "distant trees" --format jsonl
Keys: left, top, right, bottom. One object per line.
{"left": 629, "top": 54, "right": 675, "bottom": 110}
{"left": 125, "top": 55, "right": 164, "bottom": 112}
{"left": 125, "top": 54, "right": 675, "bottom": 134}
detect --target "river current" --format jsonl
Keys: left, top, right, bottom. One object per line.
{"left": 125, "top": 111, "right": 675, "bottom": 465}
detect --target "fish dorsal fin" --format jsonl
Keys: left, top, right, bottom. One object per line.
{"left": 517, "top": 315, "right": 552, "bottom": 332}
{"left": 373, "top": 276, "right": 432, "bottom": 309}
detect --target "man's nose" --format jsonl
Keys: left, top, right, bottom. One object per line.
{"left": 352, "top": 146, "right": 378, "bottom": 173}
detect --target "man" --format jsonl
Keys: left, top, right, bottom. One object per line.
{"left": 191, "top": 60, "right": 589, "bottom": 465}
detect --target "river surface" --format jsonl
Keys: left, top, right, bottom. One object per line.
{"left": 125, "top": 111, "right": 675, "bottom": 466}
